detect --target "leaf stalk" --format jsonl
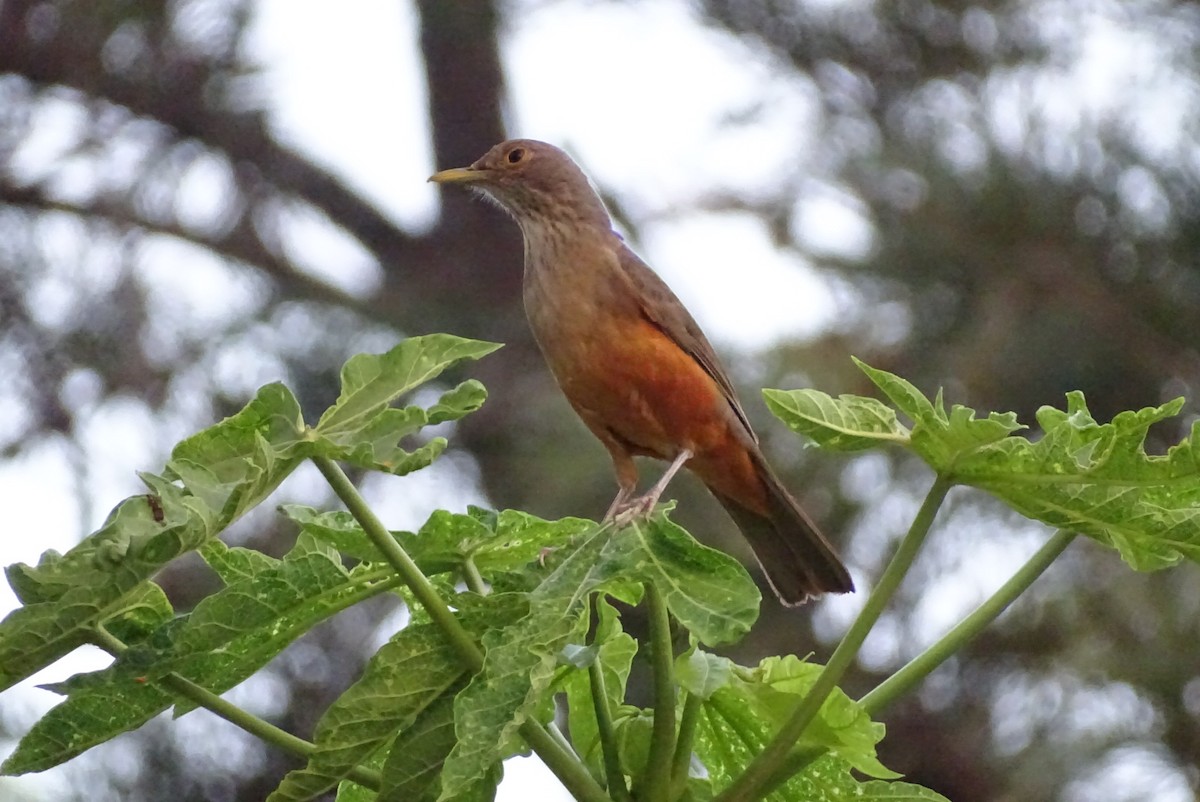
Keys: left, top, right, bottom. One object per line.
{"left": 715, "top": 473, "right": 953, "bottom": 801}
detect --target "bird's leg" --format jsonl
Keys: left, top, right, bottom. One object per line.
{"left": 611, "top": 448, "right": 693, "bottom": 524}
{"left": 601, "top": 446, "right": 641, "bottom": 524}
{"left": 602, "top": 485, "right": 634, "bottom": 523}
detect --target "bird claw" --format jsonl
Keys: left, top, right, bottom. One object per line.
{"left": 607, "top": 494, "right": 658, "bottom": 527}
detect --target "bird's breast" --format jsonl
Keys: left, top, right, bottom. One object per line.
{"left": 522, "top": 256, "right": 734, "bottom": 461}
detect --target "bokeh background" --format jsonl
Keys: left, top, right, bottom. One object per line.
{"left": 3, "top": 1, "right": 1200, "bottom": 800}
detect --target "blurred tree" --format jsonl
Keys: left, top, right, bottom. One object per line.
{"left": 2, "top": 0, "right": 1199, "bottom": 800}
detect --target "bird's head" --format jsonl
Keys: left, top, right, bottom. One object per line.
{"left": 429, "top": 139, "right": 610, "bottom": 228}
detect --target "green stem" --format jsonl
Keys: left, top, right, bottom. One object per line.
{"left": 590, "top": 657, "right": 631, "bottom": 802}
{"left": 670, "top": 691, "right": 703, "bottom": 798}
{"left": 521, "top": 717, "right": 612, "bottom": 802}
{"left": 461, "top": 554, "right": 487, "bottom": 595}
{"left": 90, "top": 626, "right": 384, "bottom": 789}
{"left": 715, "top": 474, "right": 953, "bottom": 802}
{"left": 757, "top": 746, "right": 826, "bottom": 797}
{"left": 642, "top": 583, "right": 677, "bottom": 802}
{"left": 860, "top": 528, "right": 1076, "bottom": 716}
{"left": 313, "top": 456, "right": 483, "bottom": 672}
{"left": 312, "top": 456, "right": 611, "bottom": 802}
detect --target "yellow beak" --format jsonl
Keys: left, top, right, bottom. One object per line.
{"left": 428, "top": 167, "right": 487, "bottom": 184}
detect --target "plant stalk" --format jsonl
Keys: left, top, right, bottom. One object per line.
{"left": 860, "top": 528, "right": 1077, "bottom": 716}
{"left": 312, "top": 455, "right": 611, "bottom": 802}
{"left": 590, "top": 657, "right": 631, "bottom": 802}
{"left": 670, "top": 691, "right": 703, "bottom": 798}
{"left": 642, "top": 582, "right": 677, "bottom": 802}
{"left": 715, "top": 474, "right": 953, "bottom": 802}
{"left": 90, "top": 626, "right": 384, "bottom": 789}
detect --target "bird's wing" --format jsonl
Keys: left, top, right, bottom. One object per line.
{"left": 616, "top": 245, "right": 758, "bottom": 443}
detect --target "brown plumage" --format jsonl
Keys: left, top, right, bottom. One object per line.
{"left": 430, "top": 139, "right": 853, "bottom": 605}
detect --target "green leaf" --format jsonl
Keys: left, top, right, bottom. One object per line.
{"left": 469, "top": 509, "right": 594, "bottom": 577}
{"left": 620, "top": 515, "right": 760, "bottom": 647}
{"left": 853, "top": 360, "right": 1023, "bottom": 467}
{"left": 855, "top": 781, "right": 952, "bottom": 801}
{"left": 281, "top": 505, "right": 391, "bottom": 564}
{"left": 198, "top": 539, "right": 281, "bottom": 584}
{"left": 3, "top": 535, "right": 399, "bottom": 774}
{"left": 0, "top": 587, "right": 174, "bottom": 776}
{"left": 318, "top": 335, "right": 499, "bottom": 435}
{"left": 439, "top": 524, "right": 615, "bottom": 800}
{"left": 764, "top": 388, "right": 909, "bottom": 451}
{"left": 167, "top": 382, "right": 307, "bottom": 529}
{"left": 335, "top": 775, "right": 380, "bottom": 802}
{"left": 312, "top": 336, "right": 500, "bottom": 476}
{"left": 692, "top": 655, "right": 898, "bottom": 799}
{"left": 282, "top": 505, "right": 592, "bottom": 583}
{"left": 2, "top": 672, "right": 173, "bottom": 777}
{"left": 0, "top": 479, "right": 208, "bottom": 693}
{"left": 271, "top": 593, "right": 525, "bottom": 802}
{"left": 168, "top": 533, "right": 393, "bottom": 715}
{"left": 378, "top": 690, "right": 456, "bottom": 802}
{"left": 952, "top": 393, "right": 1200, "bottom": 571}
{"left": 750, "top": 656, "right": 898, "bottom": 780}
{"left": 378, "top": 691, "right": 503, "bottom": 802}
{"left": 675, "top": 648, "right": 734, "bottom": 700}
{"left": 413, "top": 508, "right": 593, "bottom": 581}
{"left": 808, "top": 362, "right": 1200, "bottom": 573}
{"left": 0, "top": 379, "right": 313, "bottom": 693}
{"left": 269, "top": 627, "right": 464, "bottom": 802}
{"left": 440, "top": 510, "right": 759, "bottom": 798}
{"left": 615, "top": 709, "right": 654, "bottom": 783}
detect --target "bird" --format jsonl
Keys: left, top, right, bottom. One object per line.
{"left": 429, "top": 139, "right": 853, "bottom": 605}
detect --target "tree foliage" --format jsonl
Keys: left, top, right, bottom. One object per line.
{"left": 3, "top": 337, "right": 1196, "bottom": 801}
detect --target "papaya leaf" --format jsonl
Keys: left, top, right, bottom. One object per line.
{"left": 774, "top": 361, "right": 1200, "bottom": 573}
{"left": 764, "top": 388, "right": 909, "bottom": 452}
{"left": 312, "top": 335, "right": 499, "bottom": 476}
{"left": 270, "top": 593, "right": 525, "bottom": 802}
{"left": 440, "top": 510, "right": 759, "bottom": 799}
{"left": 693, "top": 655, "right": 895, "bottom": 799}
{"left": 2, "top": 535, "right": 396, "bottom": 774}
{"left": 0, "top": 479, "right": 207, "bottom": 693}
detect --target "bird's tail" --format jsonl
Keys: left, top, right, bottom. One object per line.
{"left": 716, "top": 453, "right": 853, "bottom": 606}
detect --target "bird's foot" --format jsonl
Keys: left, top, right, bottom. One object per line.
{"left": 607, "top": 493, "right": 659, "bottom": 528}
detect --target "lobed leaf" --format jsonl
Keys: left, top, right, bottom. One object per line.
{"left": 692, "top": 655, "right": 896, "bottom": 799}
{"left": 0, "top": 480, "right": 206, "bottom": 693}
{"left": 2, "top": 534, "right": 398, "bottom": 774}
{"left": 0, "top": 378, "right": 315, "bottom": 694}
{"left": 621, "top": 515, "right": 759, "bottom": 646}
{"left": 0, "top": 583, "right": 174, "bottom": 776}
{"left": 272, "top": 593, "right": 526, "bottom": 802}
{"left": 776, "top": 361, "right": 1200, "bottom": 573}
{"left": 167, "top": 382, "right": 307, "bottom": 529}
{"left": 954, "top": 393, "right": 1200, "bottom": 570}
{"left": 316, "top": 335, "right": 499, "bottom": 437}
{"left": 440, "top": 510, "right": 759, "bottom": 798}
{"left": 764, "top": 388, "right": 909, "bottom": 451}
{"left": 310, "top": 335, "right": 498, "bottom": 474}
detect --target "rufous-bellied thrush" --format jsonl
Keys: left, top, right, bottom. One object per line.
{"left": 430, "top": 139, "right": 853, "bottom": 605}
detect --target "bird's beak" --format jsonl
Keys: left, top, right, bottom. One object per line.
{"left": 428, "top": 166, "right": 487, "bottom": 184}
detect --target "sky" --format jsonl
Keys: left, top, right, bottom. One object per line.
{"left": 1, "top": 0, "right": 1195, "bottom": 800}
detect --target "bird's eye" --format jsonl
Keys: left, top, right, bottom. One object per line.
{"left": 506, "top": 147, "right": 526, "bottom": 164}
